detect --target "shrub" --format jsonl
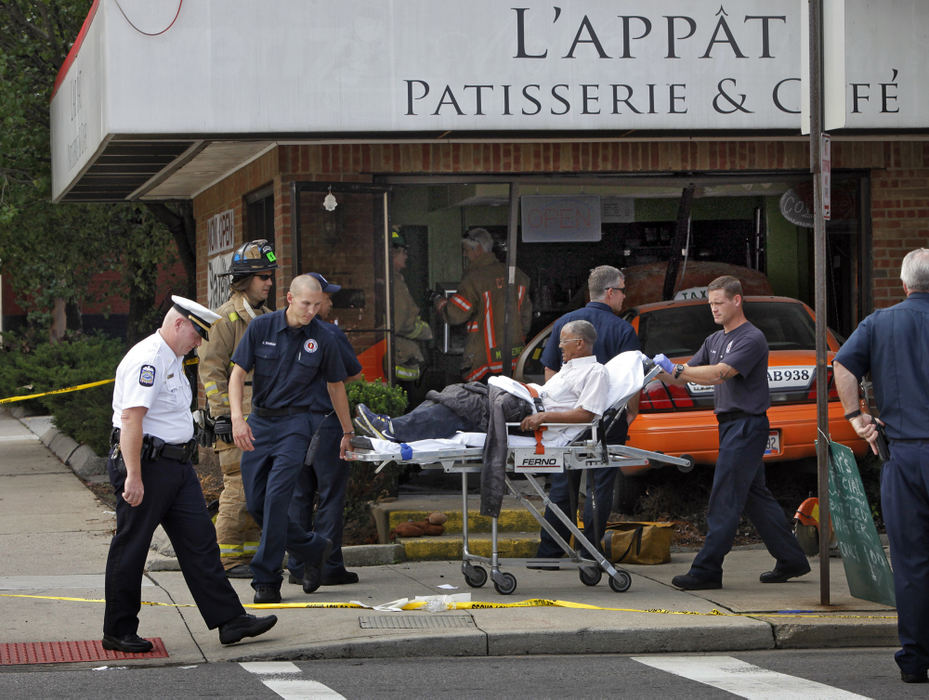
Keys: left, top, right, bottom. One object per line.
{"left": 343, "top": 377, "right": 408, "bottom": 544}
{"left": 0, "top": 331, "right": 125, "bottom": 456}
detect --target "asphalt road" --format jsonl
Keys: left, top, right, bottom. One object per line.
{"left": 0, "top": 648, "right": 919, "bottom": 699}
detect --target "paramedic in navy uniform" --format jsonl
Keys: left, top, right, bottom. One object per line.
{"left": 229, "top": 274, "right": 354, "bottom": 604}
{"left": 286, "top": 272, "right": 363, "bottom": 588}
{"left": 103, "top": 296, "right": 277, "bottom": 654}
{"left": 834, "top": 247, "right": 929, "bottom": 685}
{"left": 653, "top": 276, "right": 809, "bottom": 591}
{"left": 535, "top": 265, "right": 639, "bottom": 560}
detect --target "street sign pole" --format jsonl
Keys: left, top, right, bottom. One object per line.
{"left": 808, "top": 0, "right": 831, "bottom": 606}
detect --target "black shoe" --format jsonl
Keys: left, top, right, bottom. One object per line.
{"left": 218, "top": 613, "right": 278, "bottom": 645}
{"left": 759, "top": 561, "right": 811, "bottom": 583}
{"left": 901, "top": 670, "right": 928, "bottom": 684}
{"left": 253, "top": 584, "right": 282, "bottom": 604}
{"left": 224, "top": 563, "right": 252, "bottom": 579}
{"left": 101, "top": 633, "right": 153, "bottom": 654}
{"left": 303, "top": 537, "right": 333, "bottom": 593}
{"left": 287, "top": 572, "right": 302, "bottom": 585}
{"left": 321, "top": 570, "right": 359, "bottom": 585}
{"left": 671, "top": 573, "right": 722, "bottom": 590}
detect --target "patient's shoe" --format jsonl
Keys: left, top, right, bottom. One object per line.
{"left": 355, "top": 404, "right": 396, "bottom": 441}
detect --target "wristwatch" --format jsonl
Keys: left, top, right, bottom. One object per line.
{"left": 673, "top": 364, "right": 685, "bottom": 379}
{"left": 844, "top": 409, "right": 862, "bottom": 421}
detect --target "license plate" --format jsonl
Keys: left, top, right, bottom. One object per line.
{"left": 513, "top": 448, "right": 563, "bottom": 473}
{"left": 765, "top": 430, "right": 781, "bottom": 456}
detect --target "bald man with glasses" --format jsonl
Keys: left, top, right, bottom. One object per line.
{"left": 534, "top": 265, "right": 640, "bottom": 564}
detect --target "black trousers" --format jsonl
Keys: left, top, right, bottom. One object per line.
{"left": 688, "top": 414, "right": 807, "bottom": 581}
{"left": 103, "top": 453, "right": 245, "bottom": 637}
{"left": 882, "top": 441, "right": 929, "bottom": 676}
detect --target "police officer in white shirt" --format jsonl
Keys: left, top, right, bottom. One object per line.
{"left": 102, "top": 296, "right": 277, "bottom": 653}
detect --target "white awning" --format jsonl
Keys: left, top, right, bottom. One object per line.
{"left": 50, "top": 0, "right": 929, "bottom": 202}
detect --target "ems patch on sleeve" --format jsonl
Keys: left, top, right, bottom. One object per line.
{"left": 139, "top": 364, "right": 156, "bottom": 386}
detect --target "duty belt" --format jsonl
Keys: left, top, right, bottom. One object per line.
{"left": 716, "top": 410, "right": 766, "bottom": 424}
{"left": 110, "top": 428, "right": 198, "bottom": 463}
{"left": 252, "top": 405, "right": 312, "bottom": 418}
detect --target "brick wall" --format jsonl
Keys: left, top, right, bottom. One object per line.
{"left": 863, "top": 143, "right": 929, "bottom": 308}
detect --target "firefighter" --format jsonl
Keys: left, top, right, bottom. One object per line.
{"left": 198, "top": 239, "right": 277, "bottom": 577}
{"left": 435, "top": 228, "right": 532, "bottom": 381}
{"left": 391, "top": 231, "right": 433, "bottom": 382}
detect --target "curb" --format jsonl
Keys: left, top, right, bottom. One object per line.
{"left": 23, "top": 412, "right": 107, "bottom": 479}
{"left": 146, "top": 535, "right": 406, "bottom": 572}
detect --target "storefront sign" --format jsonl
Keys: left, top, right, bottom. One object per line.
{"left": 521, "top": 195, "right": 602, "bottom": 242}
{"left": 207, "top": 210, "right": 235, "bottom": 256}
{"left": 51, "top": 0, "right": 929, "bottom": 201}
{"left": 601, "top": 197, "right": 635, "bottom": 223}
{"left": 208, "top": 253, "right": 232, "bottom": 310}
{"left": 206, "top": 209, "right": 235, "bottom": 308}
{"left": 779, "top": 186, "right": 814, "bottom": 228}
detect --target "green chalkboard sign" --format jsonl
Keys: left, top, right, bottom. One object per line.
{"left": 827, "top": 440, "right": 896, "bottom": 608}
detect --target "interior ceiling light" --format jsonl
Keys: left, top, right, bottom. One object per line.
{"left": 323, "top": 186, "right": 338, "bottom": 212}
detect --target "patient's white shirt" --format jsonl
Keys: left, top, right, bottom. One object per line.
{"left": 539, "top": 355, "right": 610, "bottom": 417}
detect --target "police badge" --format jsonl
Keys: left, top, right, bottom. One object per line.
{"left": 139, "top": 364, "right": 156, "bottom": 386}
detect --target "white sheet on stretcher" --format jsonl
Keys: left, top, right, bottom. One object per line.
{"left": 358, "top": 351, "right": 646, "bottom": 458}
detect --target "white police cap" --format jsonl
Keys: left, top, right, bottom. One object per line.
{"left": 171, "top": 295, "right": 221, "bottom": 340}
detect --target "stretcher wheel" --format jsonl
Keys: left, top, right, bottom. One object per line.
{"left": 493, "top": 572, "right": 518, "bottom": 595}
{"left": 609, "top": 570, "right": 632, "bottom": 592}
{"left": 579, "top": 566, "right": 602, "bottom": 586}
{"left": 463, "top": 565, "right": 488, "bottom": 588}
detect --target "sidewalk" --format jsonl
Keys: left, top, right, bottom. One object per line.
{"left": 0, "top": 408, "right": 897, "bottom": 667}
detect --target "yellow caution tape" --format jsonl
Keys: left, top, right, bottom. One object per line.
{"left": 0, "top": 593, "right": 897, "bottom": 619}
{"left": 0, "top": 379, "right": 115, "bottom": 404}
{"left": 1, "top": 359, "right": 197, "bottom": 404}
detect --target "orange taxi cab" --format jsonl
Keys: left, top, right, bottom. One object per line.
{"left": 622, "top": 296, "right": 869, "bottom": 465}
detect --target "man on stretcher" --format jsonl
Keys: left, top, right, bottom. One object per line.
{"left": 353, "top": 320, "right": 610, "bottom": 444}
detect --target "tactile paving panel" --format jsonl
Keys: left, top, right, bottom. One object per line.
{"left": 0, "top": 638, "right": 168, "bottom": 665}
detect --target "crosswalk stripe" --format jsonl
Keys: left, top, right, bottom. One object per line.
{"left": 630, "top": 655, "right": 871, "bottom": 699}
{"left": 239, "top": 662, "right": 344, "bottom": 699}
{"left": 262, "top": 680, "right": 346, "bottom": 699}
{"left": 240, "top": 661, "right": 300, "bottom": 674}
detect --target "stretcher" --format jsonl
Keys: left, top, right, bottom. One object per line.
{"left": 347, "top": 352, "right": 694, "bottom": 595}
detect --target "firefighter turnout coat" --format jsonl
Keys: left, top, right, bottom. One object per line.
{"left": 443, "top": 252, "right": 532, "bottom": 381}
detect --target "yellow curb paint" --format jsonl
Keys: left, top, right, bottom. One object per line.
{"left": 387, "top": 509, "right": 539, "bottom": 534}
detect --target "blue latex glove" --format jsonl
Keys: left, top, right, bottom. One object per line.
{"left": 653, "top": 353, "right": 674, "bottom": 374}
